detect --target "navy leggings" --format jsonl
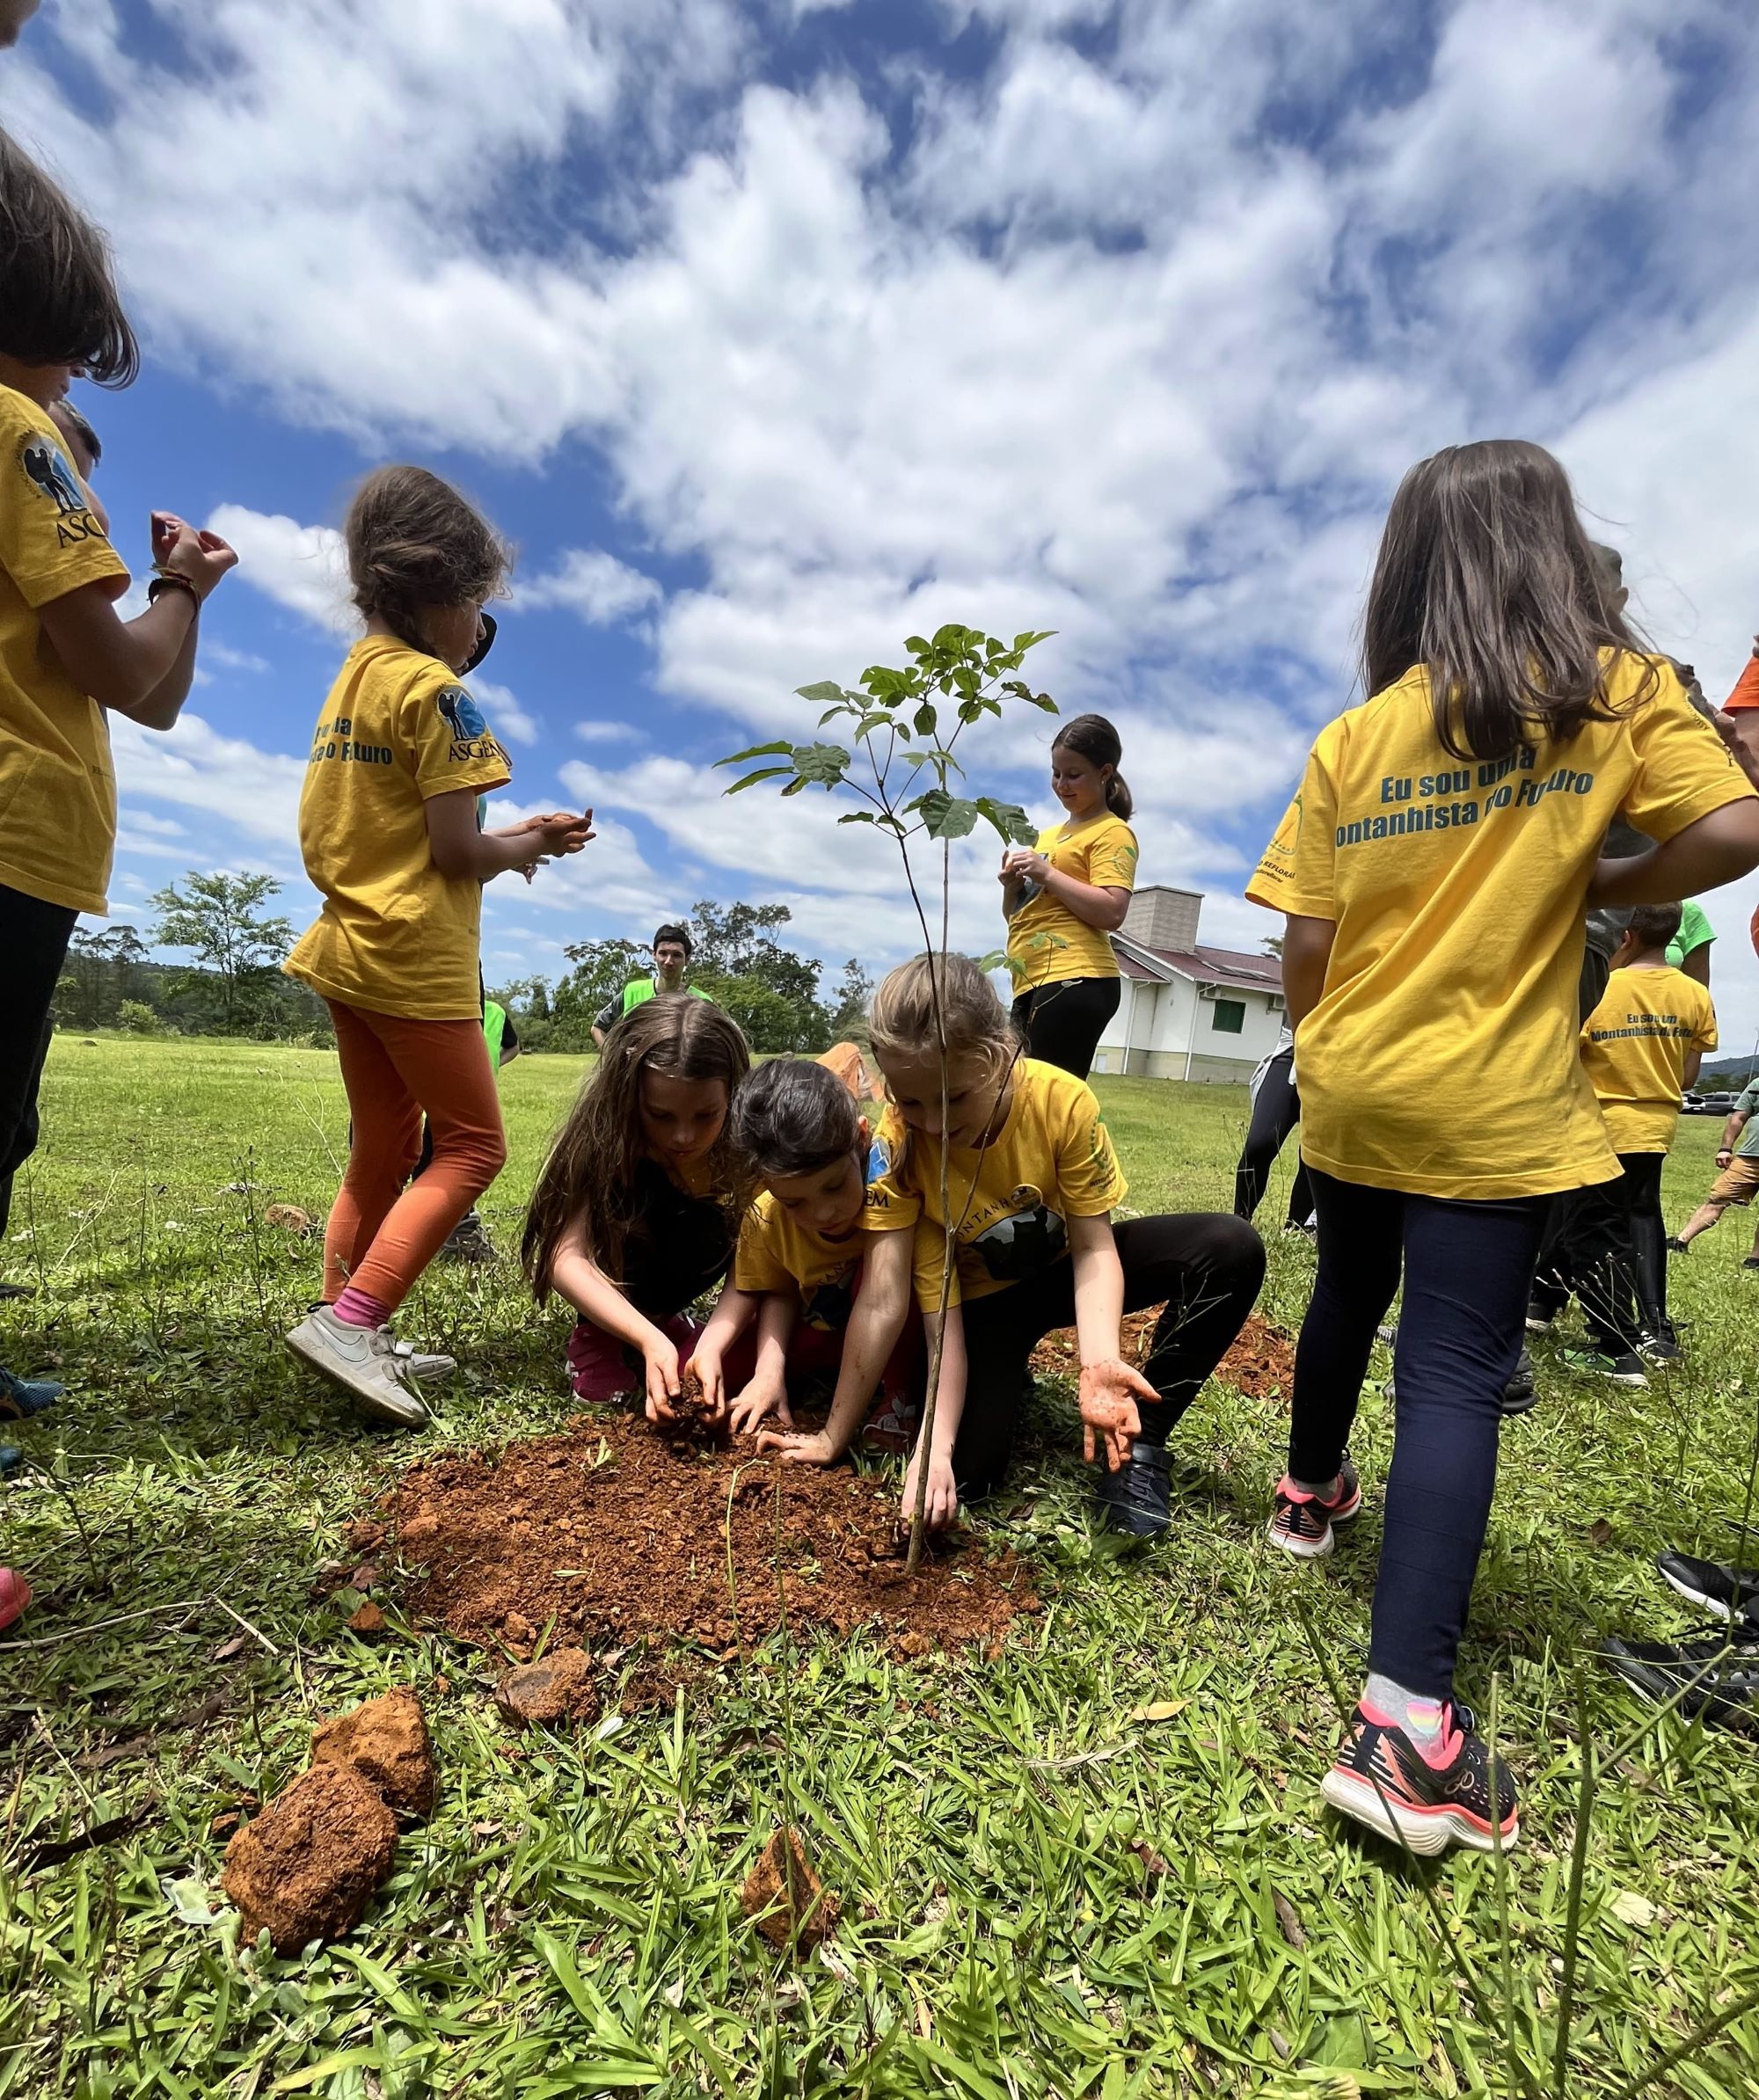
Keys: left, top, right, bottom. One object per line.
{"left": 1288, "top": 1169, "right": 1549, "bottom": 1699}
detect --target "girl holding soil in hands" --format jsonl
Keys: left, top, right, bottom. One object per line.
{"left": 1002, "top": 713, "right": 1138, "bottom": 1081}
{"left": 759, "top": 953, "right": 1264, "bottom": 1537}
{"left": 284, "top": 465, "right": 594, "bottom": 1428}
{"left": 522, "top": 996, "right": 755, "bottom": 1418}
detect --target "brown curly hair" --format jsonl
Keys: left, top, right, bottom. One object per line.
{"left": 0, "top": 129, "right": 139, "bottom": 384}
{"left": 521, "top": 995, "right": 754, "bottom": 1301}
{"left": 344, "top": 464, "right": 511, "bottom": 651}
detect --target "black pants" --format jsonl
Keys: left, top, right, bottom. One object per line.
{"left": 0, "top": 883, "right": 78, "bottom": 1239}
{"left": 952, "top": 1213, "right": 1264, "bottom": 1501}
{"left": 1531, "top": 1154, "right": 1665, "bottom": 1353}
{"left": 1010, "top": 976, "right": 1121, "bottom": 1082}
{"left": 1289, "top": 1168, "right": 1548, "bottom": 1700}
{"left": 1232, "top": 1046, "right": 1313, "bottom": 1228}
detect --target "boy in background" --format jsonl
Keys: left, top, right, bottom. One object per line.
{"left": 1530, "top": 903, "right": 1715, "bottom": 1372}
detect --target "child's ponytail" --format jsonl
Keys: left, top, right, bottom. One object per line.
{"left": 1053, "top": 713, "right": 1133, "bottom": 821}
{"left": 1363, "top": 438, "right": 1660, "bottom": 763}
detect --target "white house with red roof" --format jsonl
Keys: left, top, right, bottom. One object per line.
{"left": 1091, "top": 886, "right": 1287, "bottom": 1081}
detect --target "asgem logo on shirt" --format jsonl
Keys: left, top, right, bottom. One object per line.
{"left": 18, "top": 433, "right": 107, "bottom": 549}
{"left": 436, "top": 685, "right": 497, "bottom": 761}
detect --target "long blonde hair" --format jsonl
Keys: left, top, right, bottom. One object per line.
{"left": 869, "top": 956, "right": 1020, "bottom": 1183}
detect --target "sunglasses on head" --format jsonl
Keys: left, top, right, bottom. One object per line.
{"left": 461, "top": 612, "right": 498, "bottom": 674}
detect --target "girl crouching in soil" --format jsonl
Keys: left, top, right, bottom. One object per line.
{"left": 284, "top": 466, "right": 593, "bottom": 1428}
{"left": 762, "top": 954, "right": 1265, "bottom": 1535}
{"left": 522, "top": 995, "right": 754, "bottom": 1418}
{"left": 690, "top": 1054, "right": 925, "bottom": 1447}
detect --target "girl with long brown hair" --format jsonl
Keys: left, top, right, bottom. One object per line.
{"left": 1249, "top": 438, "right": 1759, "bottom": 1857}
{"left": 1001, "top": 712, "right": 1138, "bottom": 1079}
{"left": 522, "top": 995, "right": 754, "bottom": 1418}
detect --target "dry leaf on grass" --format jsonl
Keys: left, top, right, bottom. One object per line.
{"left": 1128, "top": 1699, "right": 1190, "bottom": 1724}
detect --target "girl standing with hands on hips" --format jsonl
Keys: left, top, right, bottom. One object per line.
{"left": 284, "top": 466, "right": 593, "bottom": 1428}
{"left": 1249, "top": 439, "right": 1759, "bottom": 1858}
{"left": 1002, "top": 714, "right": 1138, "bottom": 1080}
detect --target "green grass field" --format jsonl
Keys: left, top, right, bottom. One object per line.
{"left": 4, "top": 1036, "right": 1757, "bottom": 2098}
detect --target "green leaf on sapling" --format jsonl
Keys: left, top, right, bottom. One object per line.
{"left": 919, "top": 791, "right": 980, "bottom": 840}
{"left": 914, "top": 703, "right": 938, "bottom": 738}
{"left": 718, "top": 740, "right": 792, "bottom": 766}
{"left": 838, "top": 811, "right": 877, "bottom": 825}
{"left": 791, "top": 742, "right": 852, "bottom": 784}
{"left": 725, "top": 767, "right": 796, "bottom": 796}
{"left": 795, "top": 681, "right": 847, "bottom": 705}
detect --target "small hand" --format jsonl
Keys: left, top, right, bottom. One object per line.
{"left": 1003, "top": 848, "right": 1049, "bottom": 884}
{"left": 1078, "top": 1356, "right": 1157, "bottom": 1473}
{"left": 528, "top": 809, "right": 595, "bottom": 856}
{"left": 727, "top": 1377, "right": 792, "bottom": 1436}
{"left": 754, "top": 1426, "right": 837, "bottom": 1466}
{"left": 685, "top": 1348, "right": 727, "bottom": 1422}
{"left": 901, "top": 1444, "right": 959, "bottom": 1531}
{"left": 643, "top": 1335, "right": 682, "bottom": 1423}
{"left": 152, "top": 512, "right": 238, "bottom": 599}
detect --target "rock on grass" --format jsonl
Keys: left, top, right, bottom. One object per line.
{"left": 740, "top": 1827, "right": 841, "bottom": 1951}
{"left": 222, "top": 1763, "right": 397, "bottom": 1951}
{"left": 310, "top": 1687, "right": 435, "bottom": 1820}
{"left": 495, "top": 1648, "right": 600, "bottom": 1728}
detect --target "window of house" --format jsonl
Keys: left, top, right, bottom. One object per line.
{"left": 1211, "top": 998, "right": 1244, "bottom": 1034}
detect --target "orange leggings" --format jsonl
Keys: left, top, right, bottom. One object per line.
{"left": 323, "top": 1001, "right": 507, "bottom": 1312}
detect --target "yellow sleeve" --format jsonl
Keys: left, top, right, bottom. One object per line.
{"left": 402, "top": 669, "right": 513, "bottom": 801}
{"left": 861, "top": 1108, "right": 922, "bottom": 1235}
{"left": 1050, "top": 1072, "right": 1128, "bottom": 1215}
{"left": 731, "top": 1202, "right": 792, "bottom": 1296}
{"left": 1086, "top": 820, "right": 1138, "bottom": 893}
{"left": 910, "top": 1215, "right": 961, "bottom": 1312}
{"left": 1245, "top": 733, "right": 1339, "bottom": 919}
{"left": 1695, "top": 990, "right": 1719, "bottom": 1054}
{"left": 1620, "top": 662, "right": 1757, "bottom": 842}
{"left": 0, "top": 396, "right": 128, "bottom": 609}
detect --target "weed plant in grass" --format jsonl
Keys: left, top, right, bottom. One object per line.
{"left": 2, "top": 1037, "right": 1757, "bottom": 2096}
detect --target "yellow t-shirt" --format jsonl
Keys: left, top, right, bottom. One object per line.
{"left": 1580, "top": 964, "right": 1717, "bottom": 1155}
{"left": 731, "top": 1192, "right": 867, "bottom": 1332}
{"left": 285, "top": 637, "right": 512, "bottom": 1020}
{"left": 1247, "top": 654, "right": 1755, "bottom": 1199}
{"left": 0, "top": 385, "right": 130, "bottom": 914}
{"left": 1006, "top": 811, "right": 1138, "bottom": 990}
{"left": 864, "top": 1057, "right": 1127, "bottom": 1307}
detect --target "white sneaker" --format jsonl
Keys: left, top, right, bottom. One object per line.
{"left": 286, "top": 1306, "right": 430, "bottom": 1428}
{"left": 390, "top": 1339, "right": 456, "bottom": 1383}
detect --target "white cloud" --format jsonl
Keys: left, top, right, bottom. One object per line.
{"left": 519, "top": 547, "right": 662, "bottom": 626}
{"left": 110, "top": 711, "right": 309, "bottom": 850}
{"left": 207, "top": 504, "right": 352, "bottom": 634}
{"left": 471, "top": 677, "right": 540, "bottom": 747}
{"left": 575, "top": 719, "right": 645, "bottom": 745}
{"left": 203, "top": 641, "right": 272, "bottom": 674}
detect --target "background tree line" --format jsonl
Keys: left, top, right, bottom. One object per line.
{"left": 494, "top": 901, "right": 872, "bottom": 1054}
{"left": 55, "top": 879, "right": 871, "bottom": 1056}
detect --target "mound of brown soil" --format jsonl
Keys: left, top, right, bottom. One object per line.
{"left": 222, "top": 1763, "right": 398, "bottom": 1951}
{"left": 390, "top": 1413, "right": 1035, "bottom": 1663}
{"left": 310, "top": 1688, "right": 435, "bottom": 1820}
{"left": 1031, "top": 1308, "right": 1296, "bottom": 1402}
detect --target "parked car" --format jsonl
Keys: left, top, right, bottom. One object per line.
{"left": 1685, "top": 1090, "right": 1739, "bottom": 1116}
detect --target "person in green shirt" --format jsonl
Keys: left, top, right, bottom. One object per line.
{"left": 591, "top": 922, "right": 711, "bottom": 1048}
{"left": 1665, "top": 897, "right": 1714, "bottom": 987}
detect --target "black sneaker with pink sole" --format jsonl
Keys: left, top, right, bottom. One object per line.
{"left": 1322, "top": 1700, "right": 1520, "bottom": 1856}
{"left": 1266, "top": 1454, "right": 1362, "bottom": 1559}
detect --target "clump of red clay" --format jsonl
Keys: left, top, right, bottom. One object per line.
{"left": 222, "top": 1763, "right": 398, "bottom": 1951}
{"left": 741, "top": 1826, "right": 840, "bottom": 1951}
{"left": 1031, "top": 1307, "right": 1296, "bottom": 1403}
{"left": 390, "top": 1412, "right": 1035, "bottom": 1665}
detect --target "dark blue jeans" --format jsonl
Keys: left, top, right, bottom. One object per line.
{"left": 1289, "top": 1168, "right": 1549, "bottom": 1700}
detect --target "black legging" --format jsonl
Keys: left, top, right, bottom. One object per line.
{"left": 1531, "top": 1152, "right": 1666, "bottom": 1353}
{"left": 1289, "top": 1169, "right": 1548, "bottom": 1698}
{"left": 1010, "top": 976, "right": 1121, "bottom": 1082}
{"left": 0, "top": 883, "right": 78, "bottom": 1239}
{"left": 1232, "top": 1046, "right": 1313, "bottom": 1228}
{"left": 952, "top": 1213, "right": 1265, "bottom": 1501}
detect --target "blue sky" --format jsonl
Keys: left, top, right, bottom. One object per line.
{"left": 6, "top": 0, "right": 1759, "bottom": 1039}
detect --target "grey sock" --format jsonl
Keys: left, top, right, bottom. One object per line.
{"left": 1288, "top": 1471, "right": 1339, "bottom": 1499}
{"left": 1363, "top": 1672, "right": 1446, "bottom": 1739}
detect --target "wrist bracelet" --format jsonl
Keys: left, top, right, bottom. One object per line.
{"left": 148, "top": 573, "right": 201, "bottom": 610}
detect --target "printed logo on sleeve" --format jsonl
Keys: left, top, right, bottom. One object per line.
{"left": 437, "top": 685, "right": 502, "bottom": 762}
{"left": 18, "top": 434, "right": 108, "bottom": 549}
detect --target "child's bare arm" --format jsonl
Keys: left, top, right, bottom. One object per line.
{"left": 727, "top": 1292, "right": 797, "bottom": 1434}
{"left": 688, "top": 1285, "right": 759, "bottom": 1416}
{"left": 901, "top": 1304, "right": 967, "bottom": 1531}
{"left": 757, "top": 1228, "right": 912, "bottom": 1464}
{"left": 1280, "top": 914, "right": 1336, "bottom": 1030}
{"left": 546, "top": 1220, "right": 682, "bottom": 1421}
{"left": 427, "top": 792, "right": 595, "bottom": 881}
{"left": 1069, "top": 1211, "right": 1158, "bottom": 1473}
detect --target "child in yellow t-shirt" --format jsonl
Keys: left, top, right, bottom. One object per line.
{"left": 283, "top": 467, "right": 594, "bottom": 1428}
{"left": 1001, "top": 713, "right": 1138, "bottom": 1081}
{"left": 1530, "top": 903, "right": 1715, "bottom": 1362}
{"left": 0, "top": 135, "right": 241, "bottom": 1633}
{"left": 1248, "top": 438, "right": 1759, "bottom": 1856}
{"left": 757, "top": 953, "right": 1263, "bottom": 1536}
{"left": 686, "top": 1051, "right": 923, "bottom": 1445}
